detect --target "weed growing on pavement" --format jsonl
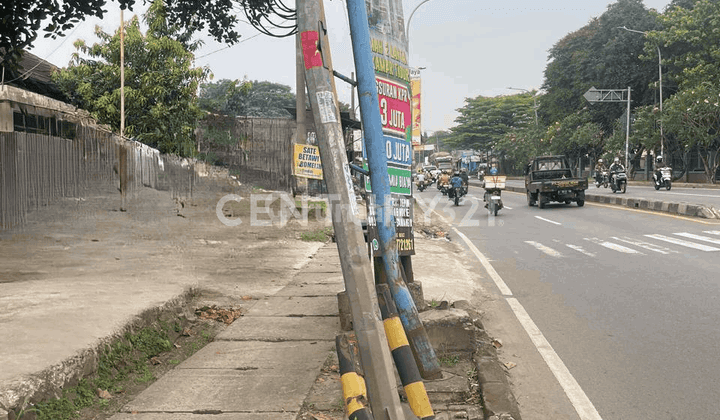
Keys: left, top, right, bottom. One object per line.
{"left": 439, "top": 354, "right": 460, "bottom": 367}
{"left": 24, "top": 309, "right": 224, "bottom": 420}
{"left": 300, "top": 226, "right": 334, "bottom": 242}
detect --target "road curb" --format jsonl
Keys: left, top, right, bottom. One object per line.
{"left": 505, "top": 186, "right": 720, "bottom": 219}
{"left": 0, "top": 288, "right": 198, "bottom": 415}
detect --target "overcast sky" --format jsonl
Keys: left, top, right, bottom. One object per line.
{"left": 29, "top": 0, "right": 673, "bottom": 134}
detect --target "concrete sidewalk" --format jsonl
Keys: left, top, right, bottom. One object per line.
{"left": 105, "top": 242, "right": 502, "bottom": 420}
{"left": 109, "top": 244, "right": 345, "bottom": 420}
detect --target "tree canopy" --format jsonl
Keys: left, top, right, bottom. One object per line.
{"left": 0, "top": 0, "right": 284, "bottom": 70}
{"left": 52, "top": 0, "right": 209, "bottom": 156}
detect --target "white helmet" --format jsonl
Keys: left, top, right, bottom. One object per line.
{"left": 598, "top": 158, "right": 603, "bottom": 164}
{"left": 656, "top": 155, "right": 663, "bottom": 163}
{"left": 614, "top": 157, "right": 620, "bottom": 163}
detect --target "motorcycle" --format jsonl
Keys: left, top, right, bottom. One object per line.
{"left": 653, "top": 167, "right": 672, "bottom": 191}
{"left": 609, "top": 171, "right": 627, "bottom": 193}
{"left": 448, "top": 184, "right": 466, "bottom": 206}
{"left": 437, "top": 178, "right": 450, "bottom": 195}
{"left": 416, "top": 180, "right": 427, "bottom": 192}
{"left": 595, "top": 170, "right": 609, "bottom": 188}
{"left": 483, "top": 175, "right": 505, "bottom": 216}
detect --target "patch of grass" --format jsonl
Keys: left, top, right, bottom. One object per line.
{"left": 439, "top": 354, "right": 460, "bottom": 367}
{"left": 300, "top": 226, "right": 334, "bottom": 242}
{"left": 28, "top": 323, "right": 186, "bottom": 420}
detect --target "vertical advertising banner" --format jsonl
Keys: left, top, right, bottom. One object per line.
{"left": 410, "top": 69, "right": 422, "bottom": 146}
{"left": 364, "top": 0, "right": 414, "bottom": 255}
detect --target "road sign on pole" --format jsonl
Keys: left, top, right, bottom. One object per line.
{"left": 584, "top": 86, "right": 632, "bottom": 166}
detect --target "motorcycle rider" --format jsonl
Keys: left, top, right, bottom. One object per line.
{"left": 460, "top": 167, "right": 469, "bottom": 195}
{"left": 437, "top": 170, "right": 451, "bottom": 191}
{"left": 654, "top": 155, "right": 665, "bottom": 182}
{"left": 448, "top": 170, "right": 464, "bottom": 199}
{"left": 595, "top": 158, "right": 607, "bottom": 185}
{"left": 415, "top": 170, "right": 426, "bottom": 190}
{"left": 609, "top": 157, "right": 625, "bottom": 185}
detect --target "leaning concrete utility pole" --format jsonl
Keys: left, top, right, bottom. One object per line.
{"left": 296, "top": 1, "right": 406, "bottom": 419}
{"left": 346, "top": 0, "right": 441, "bottom": 380}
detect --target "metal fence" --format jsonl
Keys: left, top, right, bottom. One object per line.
{"left": 197, "top": 115, "right": 295, "bottom": 191}
{"left": 0, "top": 127, "right": 195, "bottom": 230}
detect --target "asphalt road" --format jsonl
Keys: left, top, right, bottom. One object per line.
{"left": 416, "top": 183, "right": 720, "bottom": 419}
{"left": 504, "top": 178, "right": 720, "bottom": 209}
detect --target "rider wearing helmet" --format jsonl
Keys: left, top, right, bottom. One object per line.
{"left": 449, "top": 170, "right": 464, "bottom": 199}
{"left": 655, "top": 155, "right": 665, "bottom": 183}
{"left": 609, "top": 157, "right": 624, "bottom": 173}
{"left": 595, "top": 158, "right": 607, "bottom": 184}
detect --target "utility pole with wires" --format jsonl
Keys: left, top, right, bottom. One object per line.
{"left": 296, "top": 1, "right": 406, "bottom": 418}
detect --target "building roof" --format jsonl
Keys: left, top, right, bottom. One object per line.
{"left": 1, "top": 49, "right": 67, "bottom": 102}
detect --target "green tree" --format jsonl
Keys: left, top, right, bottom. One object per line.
{"left": 540, "top": 0, "right": 659, "bottom": 132}
{"left": 52, "top": 0, "right": 209, "bottom": 156}
{"left": 448, "top": 92, "right": 537, "bottom": 152}
{"left": 1, "top": 0, "right": 283, "bottom": 70}
{"left": 649, "top": 0, "right": 720, "bottom": 181}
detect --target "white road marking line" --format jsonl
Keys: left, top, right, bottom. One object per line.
{"left": 453, "top": 228, "right": 512, "bottom": 296}
{"left": 506, "top": 298, "right": 604, "bottom": 420}
{"left": 454, "top": 228, "right": 604, "bottom": 420}
{"left": 645, "top": 234, "right": 720, "bottom": 252}
{"left": 504, "top": 206, "right": 513, "bottom": 210}
{"left": 565, "top": 244, "right": 596, "bottom": 257}
{"left": 535, "top": 216, "right": 562, "bottom": 225}
{"left": 703, "top": 230, "right": 720, "bottom": 236}
{"left": 525, "top": 241, "right": 563, "bottom": 257}
{"left": 584, "top": 238, "right": 643, "bottom": 254}
{"left": 674, "top": 232, "right": 720, "bottom": 246}
{"left": 611, "top": 237, "right": 677, "bottom": 255}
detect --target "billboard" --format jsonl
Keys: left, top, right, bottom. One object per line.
{"left": 410, "top": 71, "right": 421, "bottom": 146}
{"left": 364, "top": 0, "right": 414, "bottom": 255}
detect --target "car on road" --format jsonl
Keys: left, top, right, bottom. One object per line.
{"left": 525, "top": 155, "right": 588, "bottom": 208}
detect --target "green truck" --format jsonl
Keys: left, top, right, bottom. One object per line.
{"left": 525, "top": 156, "right": 588, "bottom": 208}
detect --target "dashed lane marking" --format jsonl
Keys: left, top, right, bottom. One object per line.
{"left": 610, "top": 236, "right": 677, "bottom": 255}
{"left": 525, "top": 241, "right": 563, "bottom": 257}
{"left": 584, "top": 238, "right": 643, "bottom": 254}
{"left": 673, "top": 232, "right": 720, "bottom": 246}
{"left": 565, "top": 244, "right": 596, "bottom": 257}
{"left": 645, "top": 234, "right": 720, "bottom": 252}
{"left": 535, "top": 216, "right": 562, "bottom": 225}
{"left": 703, "top": 230, "right": 720, "bottom": 236}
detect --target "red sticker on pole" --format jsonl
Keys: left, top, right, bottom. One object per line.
{"left": 301, "top": 31, "right": 323, "bottom": 70}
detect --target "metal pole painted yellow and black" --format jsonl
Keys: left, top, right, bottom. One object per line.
{"left": 346, "top": 0, "right": 442, "bottom": 381}
{"left": 337, "top": 333, "right": 374, "bottom": 420}
{"left": 377, "top": 284, "right": 435, "bottom": 420}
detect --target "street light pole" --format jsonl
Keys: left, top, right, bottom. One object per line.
{"left": 507, "top": 87, "right": 538, "bottom": 126}
{"left": 406, "top": 0, "right": 432, "bottom": 43}
{"left": 618, "top": 26, "right": 663, "bottom": 156}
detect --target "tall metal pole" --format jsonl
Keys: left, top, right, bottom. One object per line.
{"left": 405, "top": 0, "right": 432, "bottom": 42}
{"left": 346, "top": 0, "right": 441, "bottom": 380}
{"left": 626, "top": 86, "right": 631, "bottom": 167}
{"left": 657, "top": 44, "right": 663, "bottom": 157}
{"left": 297, "top": 1, "right": 405, "bottom": 418}
{"left": 120, "top": 8, "right": 125, "bottom": 139}
{"left": 617, "top": 27, "right": 663, "bottom": 157}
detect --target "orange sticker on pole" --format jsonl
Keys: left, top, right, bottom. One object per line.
{"left": 301, "top": 31, "right": 323, "bottom": 69}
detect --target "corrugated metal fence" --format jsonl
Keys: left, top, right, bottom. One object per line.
{"left": 197, "top": 116, "right": 295, "bottom": 191}
{"left": 0, "top": 127, "right": 195, "bottom": 230}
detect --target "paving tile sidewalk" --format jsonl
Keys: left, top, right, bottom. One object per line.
{"left": 109, "top": 244, "right": 345, "bottom": 420}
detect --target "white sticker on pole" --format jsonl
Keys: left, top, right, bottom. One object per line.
{"left": 316, "top": 91, "right": 337, "bottom": 123}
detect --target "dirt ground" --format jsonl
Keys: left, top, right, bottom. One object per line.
{"left": 0, "top": 173, "right": 333, "bottom": 418}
